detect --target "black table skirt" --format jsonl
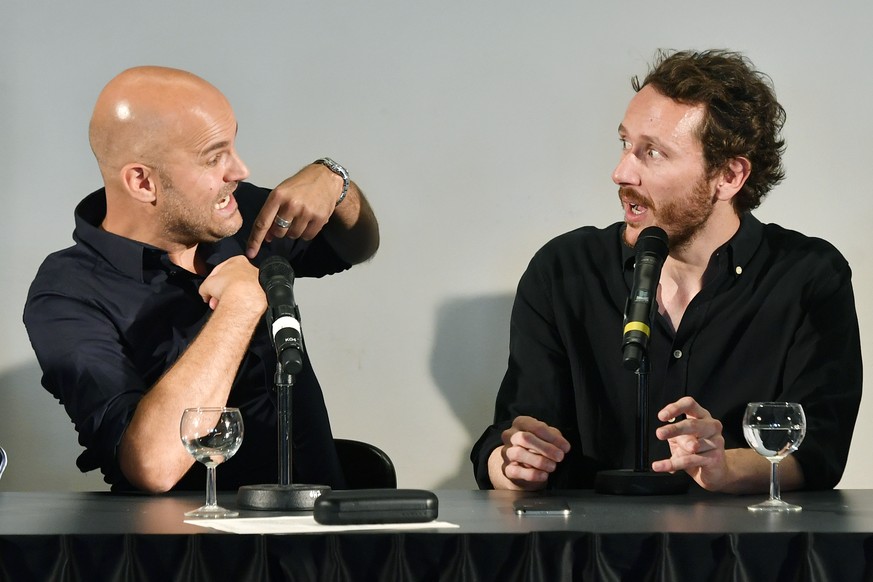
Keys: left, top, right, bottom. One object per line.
{"left": 2, "top": 489, "right": 873, "bottom": 581}
{"left": 2, "top": 531, "right": 871, "bottom": 581}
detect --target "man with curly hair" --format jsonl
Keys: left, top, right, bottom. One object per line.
{"left": 472, "top": 50, "right": 862, "bottom": 494}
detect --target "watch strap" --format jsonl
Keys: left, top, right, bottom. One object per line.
{"left": 314, "top": 158, "right": 350, "bottom": 206}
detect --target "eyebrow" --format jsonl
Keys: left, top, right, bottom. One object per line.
{"left": 201, "top": 140, "right": 231, "bottom": 157}
{"left": 199, "top": 124, "right": 239, "bottom": 157}
{"left": 617, "top": 123, "right": 671, "bottom": 152}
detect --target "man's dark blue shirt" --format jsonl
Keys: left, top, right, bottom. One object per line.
{"left": 24, "top": 182, "right": 349, "bottom": 491}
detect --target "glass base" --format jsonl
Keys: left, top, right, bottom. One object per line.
{"left": 185, "top": 504, "right": 239, "bottom": 519}
{"left": 747, "top": 498, "right": 802, "bottom": 512}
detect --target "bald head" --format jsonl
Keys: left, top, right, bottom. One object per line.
{"left": 89, "top": 66, "right": 231, "bottom": 182}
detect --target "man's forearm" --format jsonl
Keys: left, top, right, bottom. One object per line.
{"left": 118, "top": 300, "right": 262, "bottom": 492}
{"left": 718, "top": 448, "right": 805, "bottom": 494}
{"left": 322, "top": 182, "right": 380, "bottom": 265}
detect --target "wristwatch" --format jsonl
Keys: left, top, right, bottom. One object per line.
{"left": 314, "top": 158, "right": 350, "bottom": 206}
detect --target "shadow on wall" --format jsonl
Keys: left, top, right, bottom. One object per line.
{"left": 430, "top": 293, "right": 515, "bottom": 489}
{"left": 0, "top": 361, "right": 108, "bottom": 491}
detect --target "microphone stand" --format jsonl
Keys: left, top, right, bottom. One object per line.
{"left": 594, "top": 353, "right": 689, "bottom": 496}
{"left": 635, "top": 354, "right": 650, "bottom": 472}
{"left": 237, "top": 363, "right": 331, "bottom": 511}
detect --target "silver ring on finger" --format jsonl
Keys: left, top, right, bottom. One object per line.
{"left": 274, "top": 215, "right": 292, "bottom": 229}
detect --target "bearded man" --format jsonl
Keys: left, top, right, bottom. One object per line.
{"left": 472, "top": 50, "right": 862, "bottom": 494}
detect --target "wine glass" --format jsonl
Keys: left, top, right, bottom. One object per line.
{"left": 742, "top": 402, "right": 806, "bottom": 512}
{"left": 180, "top": 407, "right": 244, "bottom": 518}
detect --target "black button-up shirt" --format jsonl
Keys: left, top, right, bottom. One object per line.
{"left": 24, "top": 183, "right": 350, "bottom": 491}
{"left": 472, "top": 214, "right": 862, "bottom": 490}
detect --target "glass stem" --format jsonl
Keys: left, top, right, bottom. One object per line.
{"left": 770, "top": 460, "right": 781, "bottom": 502}
{"left": 205, "top": 465, "right": 217, "bottom": 508}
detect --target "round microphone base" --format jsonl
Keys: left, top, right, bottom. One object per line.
{"left": 237, "top": 484, "right": 331, "bottom": 511}
{"left": 594, "top": 469, "right": 690, "bottom": 496}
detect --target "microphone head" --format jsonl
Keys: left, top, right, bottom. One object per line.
{"left": 634, "top": 226, "right": 669, "bottom": 261}
{"left": 258, "top": 255, "right": 295, "bottom": 290}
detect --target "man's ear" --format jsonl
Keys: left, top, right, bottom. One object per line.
{"left": 120, "top": 163, "right": 158, "bottom": 203}
{"left": 716, "top": 157, "right": 751, "bottom": 202}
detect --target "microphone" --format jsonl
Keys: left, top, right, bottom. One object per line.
{"left": 621, "top": 226, "right": 669, "bottom": 371}
{"left": 259, "top": 256, "right": 304, "bottom": 375}
{"left": 239, "top": 255, "right": 333, "bottom": 512}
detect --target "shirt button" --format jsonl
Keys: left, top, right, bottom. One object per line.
{"left": 673, "top": 350, "right": 683, "bottom": 359}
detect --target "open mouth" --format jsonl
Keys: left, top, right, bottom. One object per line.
{"left": 215, "top": 195, "right": 231, "bottom": 210}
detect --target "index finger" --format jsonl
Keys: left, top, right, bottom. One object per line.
{"left": 512, "top": 416, "right": 571, "bottom": 452}
{"left": 657, "top": 396, "right": 711, "bottom": 422}
{"left": 245, "top": 196, "right": 283, "bottom": 259}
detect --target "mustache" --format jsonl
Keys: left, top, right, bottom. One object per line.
{"left": 217, "top": 182, "right": 238, "bottom": 199}
{"left": 618, "top": 187, "right": 654, "bottom": 208}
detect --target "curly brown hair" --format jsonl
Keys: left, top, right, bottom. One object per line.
{"left": 633, "top": 50, "right": 786, "bottom": 213}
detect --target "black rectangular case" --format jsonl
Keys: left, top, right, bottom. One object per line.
{"left": 313, "top": 489, "right": 439, "bottom": 525}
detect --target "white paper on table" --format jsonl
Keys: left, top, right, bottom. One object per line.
{"left": 185, "top": 515, "right": 460, "bottom": 534}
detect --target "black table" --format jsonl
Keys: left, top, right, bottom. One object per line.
{"left": 2, "top": 488, "right": 872, "bottom": 580}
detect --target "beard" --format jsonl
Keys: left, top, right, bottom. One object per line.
{"left": 620, "top": 175, "right": 715, "bottom": 252}
{"left": 157, "top": 173, "right": 241, "bottom": 246}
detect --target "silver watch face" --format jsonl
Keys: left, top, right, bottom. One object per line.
{"left": 318, "top": 158, "right": 346, "bottom": 178}
{"left": 331, "top": 161, "right": 348, "bottom": 179}
{"left": 316, "top": 158, "right": 349, "bottom": 206}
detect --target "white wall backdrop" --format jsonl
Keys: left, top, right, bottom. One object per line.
{"left": 1, "top": 0, "right": 870, "bottom": 491}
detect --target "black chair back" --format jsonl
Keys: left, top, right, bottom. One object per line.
{"left": 334, "top": 438, "right": 397, "bottom": 489}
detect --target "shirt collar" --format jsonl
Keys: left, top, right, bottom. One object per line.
{"left": 620, "top": 227, "right": 636, "bottom": 272}
{"left": 74, "top": 189, "right": 154, "bottom": 282}
{"left": 73, "top": 188, "right": 241, "bottom": 283}
{"left": 726, "top": 212, "right": 764, "bottom": 276}
{"left": 620, "top": 213, "right": 764, "bottom": 276}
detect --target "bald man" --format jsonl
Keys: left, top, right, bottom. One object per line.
{"left": 24, "top": 66, "right": 379, "bottom": 493}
